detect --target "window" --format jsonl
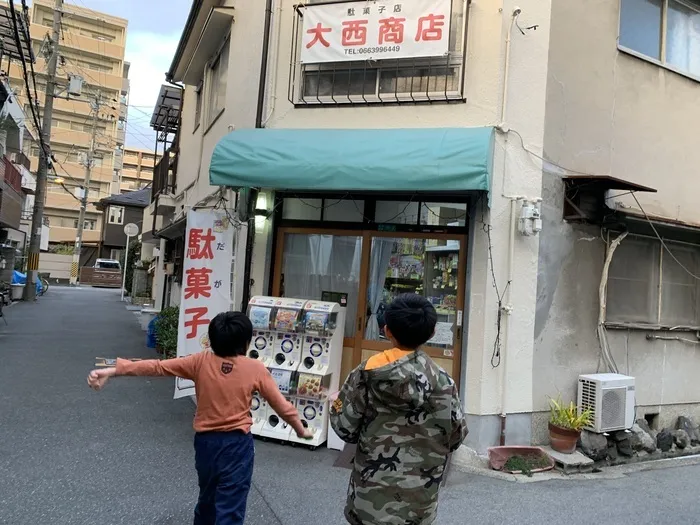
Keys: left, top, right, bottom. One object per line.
{"left": 607, "top": 235, "right": 700, "bottom": 327}
{"left": 620, "top": 0, "right": 700, "bottom": 78}
{"left": 194, "top": 81, "right": 203, "bottom": 129}
{"left": 294, "top": 0, "right": 466, "bottom": 104}
{"left": 108, "top": 205, "right": 125, "bottom": 225}
{"left": 282, "top": 197, "right": 366, "bottom": 222}
{"left": 74, "top": 219, "right": 97, "bottom": 230}
{"left": 206, "top": 39, "right": 229, "bottom": 126}
{"left": 110, "top": 249, "right": 122, "bottom": 261}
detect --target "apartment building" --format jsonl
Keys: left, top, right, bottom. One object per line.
{"left": 146, "top": 0, "right": 700, "bottom": 452}
{"left": 7, "top": 0, "right": 152, "bottom": 248}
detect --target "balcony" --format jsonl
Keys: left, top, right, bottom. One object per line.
{"left": 48, "top": 226, "right": 101, "bottom": 244}
{"left": 9, "top": 151, "right": 31, "bottom": 171}
{"left": 152, "top": 147, "right": 177, "bottom": 199}
{"left": 30, "top": 22, "right": 125, "bottom": 60}
{"left": 0, "top": 156, "right": 23, "bottom": 229}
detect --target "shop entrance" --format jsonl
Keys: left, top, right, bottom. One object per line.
{"left": 271, "top": 223, "right": 467, "bottom": 385}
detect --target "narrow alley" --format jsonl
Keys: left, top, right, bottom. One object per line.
{"left": 2, "top": 287, "right": 700, "bottom": 525}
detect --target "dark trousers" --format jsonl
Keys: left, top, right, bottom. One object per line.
{"left": 193, "top": 431, "right": 255, "bottom": 525}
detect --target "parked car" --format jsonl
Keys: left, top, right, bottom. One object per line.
{"left": 94, "top": 259, "right": 121, "bottom": 271}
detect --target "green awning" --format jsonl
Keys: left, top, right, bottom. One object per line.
{"left": 210, "top": 127, "right": 494, "bottom": 193}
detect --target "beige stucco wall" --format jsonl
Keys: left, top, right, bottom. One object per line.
{"left": 172, "top": 0, "right": 554, "bottom": 427}
{"left": 535, "top": 0, "right": 700, "bottom": 417}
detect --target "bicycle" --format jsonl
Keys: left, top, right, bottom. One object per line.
{"left": 37, "top": 273, "right": 50, "bottom": 297}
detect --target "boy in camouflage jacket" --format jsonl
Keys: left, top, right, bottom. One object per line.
{"left": 330, "top": 294, "right": 468, "bottom": 525}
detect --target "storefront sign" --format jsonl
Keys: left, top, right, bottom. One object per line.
{"left": 175, "top": 210, "right": 234, "bottom": 399}
{"left": 300, "top": 0, "right": 451, "bottom": 64}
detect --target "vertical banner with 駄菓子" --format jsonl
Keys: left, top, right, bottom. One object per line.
{"left": 300, "top": 0, "right": 451, "bottom": 64}
{"left": 174, "top": 210, "right": 234, "bottom": 399}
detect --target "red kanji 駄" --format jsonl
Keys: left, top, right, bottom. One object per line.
{"left": 184, "top": 307, "right": 210, "bottom": 339}
{"left": 378, "top": 17, "right": 406, "bottom": 44}
{"left": 342, "top": 19, "right": 368, "bottom": 46}
{"left": 184, "top": 267, "right": 213, "bottom": 300}
{"left": 188, "top": 228, "right": 215, "bottom": 260}
{"left": 306, "top": 22, "right": 332, "bottom": 49}
{"left": 415, "top": 14, "right": 445, "bottom": 42}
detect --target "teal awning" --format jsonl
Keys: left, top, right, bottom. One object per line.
{"left": 210, "top": 127, "right": 494, "bottom": 193}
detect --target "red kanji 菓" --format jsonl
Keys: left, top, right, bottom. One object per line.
{"left": 184, "top": 267, "right": 213, "bottom": 300}
{"left": 342, "top": 19, "right": 368, "bottom": 46}
{"left": 188, "top": 228, "right": 215, "bottom": 260}
{"left": 378, "top": 17, "right": 406, "bottom": 45}
{"left": 415, "top": 13, "right": 445, "bottom": 42}
{"left": 184, "top": 307, "right": 210, "bottom": 339}
{"left": 306, "top": 22, "right": 332, "bottom": 49}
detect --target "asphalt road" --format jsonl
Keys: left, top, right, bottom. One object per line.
{"left": 1, "top": 286, "right": 699, "bottom": 525}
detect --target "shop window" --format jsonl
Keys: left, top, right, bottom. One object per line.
{"left": 366, "top": 237, "right": 459, "bottom": 348}
{"left": 421, "top": 202, "right": 467, "bottom": 227}
{"left": 108, "top": 205, "right": 125, "bottom": 225}
{"left": 292, "top": 0, "right": 466, "bottom": 105}
{"left": 282, "top": 197, "right": 366, "bottom": 222}
{"left": 324, "top": 199, "right": 365, "bottom": 222}
{"left": 281, "top": 233, "right": 362, "bottom": 337}
{"left": 607, "top": 235, "right": 700, "bottom": 327}
{"left": 283, "top": 198, "right": 322, "bottom": 221}
{"left": 375, "top": 201, "right": 420, "bottom": 224}
{"left": 620, "top": 0, "right": 700, "bottom": 78}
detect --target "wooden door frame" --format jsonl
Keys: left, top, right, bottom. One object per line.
{"left": 272, "top": 226, "right": 467, "bottom": 388}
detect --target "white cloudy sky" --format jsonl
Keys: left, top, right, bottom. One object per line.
{"left": 57, "top": 0, "right": 191, "bottom": 150}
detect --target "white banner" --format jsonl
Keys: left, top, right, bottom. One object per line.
{"left": 175, "top": 210, "right": 234, "bottom": 399}
{"left": 300, "top": 0, "right": 451, "bottom": 64}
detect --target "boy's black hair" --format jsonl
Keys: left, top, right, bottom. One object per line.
{"left": 383, "top": 293, "right": 438, "bottom": 349}
{"left": 208, "top": 311, "right": 253, "bottom": 358}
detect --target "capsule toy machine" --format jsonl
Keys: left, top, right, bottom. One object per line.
{"left": 270, "top": 298, "right": 307, "bottom": 372}
{"left": 250, "top": 393, "right": 268, "bottom": 436}
{"left": 258, "top": 368, "right": 297, "bottom": 442}
{"left": 246, "top": 296, "right": 277, "bottom": 367}
{"left": 288, "top": 301, "right": 345, "bottom": 447}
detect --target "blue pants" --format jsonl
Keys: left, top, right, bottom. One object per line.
{"left": 193, "top": 431, "right": 255, "bottom": 525}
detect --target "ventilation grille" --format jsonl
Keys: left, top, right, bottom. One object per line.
{"left": 601, "top": 387, "right": 627, "bottom": 431}
{"left": 579, "top": 379, "right": 597, "bottom": 424}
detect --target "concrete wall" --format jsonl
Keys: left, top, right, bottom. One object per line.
{"left": 39, "top": 253, "right": 73, "bottom": 281}
{"left": 535, "top": 0, "right": 700, "bottom": 441}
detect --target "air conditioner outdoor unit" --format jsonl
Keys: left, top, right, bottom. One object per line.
{"left": 578, "top": 373, "right": 635, "bottom": 433}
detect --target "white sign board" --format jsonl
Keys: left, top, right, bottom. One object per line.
{"left": 300, "top": 0, "right": 451, "bottom": 64}
{"left": 175, "top": 210, "right": 234, "bottom": 399}
{"left": 124, "top": 223, "right": 139, "bottom": 237}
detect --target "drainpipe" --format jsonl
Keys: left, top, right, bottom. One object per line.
{"left": 241, "top": 0, "right": 274, "bottom": 310}
{"left": 500, "top": 8, "right": 521, "bottom": 127}
{"left": 499, "top": 198, "right": 517, "bottom": 446}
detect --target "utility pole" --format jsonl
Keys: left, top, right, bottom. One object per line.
{"left": 69, "top": 94, "right": 100, "bottom": 286}
{"left": 25, "top": 0, "right": 63, "bottom": 301}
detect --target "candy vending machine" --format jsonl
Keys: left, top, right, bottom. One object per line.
{"left": 246, "top": 296, "right": 277, "bottom": 367}
{"left": 288, "top": 301, "right": 345, "bottom": 447}
{"left": 270, "top": 298, "right": 307, "bottom": 371}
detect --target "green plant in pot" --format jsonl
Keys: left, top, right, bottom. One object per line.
{"left": 548, "top": 396, "right": 592, "bottom": 454}
{"left": 154, "top": 306, "right": 179, "bottom": 359}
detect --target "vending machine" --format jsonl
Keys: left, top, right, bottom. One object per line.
{"left": 259, "top": 367, "right": 297, "bottom": 441}
{"left": 288, "top": 301, "right": 346, "bottom": 447}
{"left": 250, "top": 392, "right": 267, "bottom": 435}
{"left": 246, "top": 296, "right": 277, "bottom": 367}
{"left": 270, "top": 298, "right": 307, "bottom": 371}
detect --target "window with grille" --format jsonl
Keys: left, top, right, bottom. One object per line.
{"left": 289, "top": 0, "right": 467, "bottom": 105}
{"left": 606, "top": 235, "right": 700, "bottom": 328}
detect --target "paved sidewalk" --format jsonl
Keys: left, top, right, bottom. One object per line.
{"left": 2, "top": 287, "right": 700, "bottom": 525}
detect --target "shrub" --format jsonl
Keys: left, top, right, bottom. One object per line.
{"left": 154, "top": 306, "right": 179, "bottom": 358}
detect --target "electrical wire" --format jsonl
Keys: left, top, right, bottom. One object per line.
{"left": 631, "top": 193, "right": 700, "bottom": 281}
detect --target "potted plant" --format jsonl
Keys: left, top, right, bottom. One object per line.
{"left": 548, "top": 396, "right": 592, "bottom": 454}
{"left": 154, "top": 306, "right": 179, "bottom": 359}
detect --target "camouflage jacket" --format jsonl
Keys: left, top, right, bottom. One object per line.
{"left": 330, "top": 350, "right": 468, "bottom": 525}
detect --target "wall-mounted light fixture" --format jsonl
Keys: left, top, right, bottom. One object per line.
{"left": 254, "top": 192, "right": 270, "bottom": 228}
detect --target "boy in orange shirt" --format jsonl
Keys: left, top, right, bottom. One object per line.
{"left": 87, "top": 311, "right": 312, "bottom": 525}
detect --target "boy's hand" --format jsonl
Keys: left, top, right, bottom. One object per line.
{"left": 297, "top": 428, "right": 315, "bottom": 440}
{"left": 87, "top": 367, "right": 116, "bottom": 391}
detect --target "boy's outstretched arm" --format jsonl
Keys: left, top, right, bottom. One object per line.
{"left": 330, "top": 367, "right": 367, "bottom": 444}
{"left": 87, "top": 354, "right": 202, "bottom": 391}
{"left": 447, "top": 385, "right": 468, "bottom": 452}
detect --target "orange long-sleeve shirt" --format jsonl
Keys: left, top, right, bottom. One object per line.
{"left": 115, "top": 352, "right": 304, "bottom": 435}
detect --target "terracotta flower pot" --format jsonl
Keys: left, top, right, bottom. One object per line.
{"left": 548, "top": 422, "right": 581, "bottom": 454}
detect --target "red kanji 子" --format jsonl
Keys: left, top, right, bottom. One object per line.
{"left": 184, "top": 268, "right": 213, "bottom": 300}
{"left": 306, "top": 22, "right": 331, "bottom": 49}
{"left": 342, "top": 19, "right": 368, "bottom": 46}
{"left": 415, "top": 13, "right": 445, "bottom": 42}
{"left": 188, "top": 228, "right": 215, "bottom": 260}
{"left": 378, "top": 17, "right": 406, "bottom": 44}
{"left": 184, "top": 307, "right": 210, "bottom": 339}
